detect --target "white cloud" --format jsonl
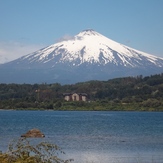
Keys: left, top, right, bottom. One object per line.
{"left": 0, "top": 41, "right": 44, "bottom": 64}
{"left": 56, "top": 34, "right": 75, "bottom": 42}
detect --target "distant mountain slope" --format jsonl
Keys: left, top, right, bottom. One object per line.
{"left": 0, "top": 29, "right": 163, "bottom": 84}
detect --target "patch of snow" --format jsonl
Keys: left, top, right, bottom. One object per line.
{"left": 15, "top": 29, "right": 163, "bottom": 68}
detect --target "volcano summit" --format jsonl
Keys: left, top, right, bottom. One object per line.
{"left": 0, "top": 29, "right": 163, "bottom": 84}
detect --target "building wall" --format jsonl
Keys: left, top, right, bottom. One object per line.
{"left": 64, "top": 93, "right": 87, "bottom": 101}
{"left": 72, "top": 93, "right": 80, "bottom": 101}
{"left": 81, "top": 95, "right": 86, "bottom": 101}
{"left": 64, "top": 95, "right": 70, "bottom": 101}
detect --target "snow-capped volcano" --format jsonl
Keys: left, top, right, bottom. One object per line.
{"left": 0, "top": 29, "right": 163, "bottom": 84}
{"left": 17, "top": 29, "right": 163, "bottom": 68}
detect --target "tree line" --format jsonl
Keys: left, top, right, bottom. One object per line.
{"left": 0, "top": 73, "right": 163, "bottom": 111}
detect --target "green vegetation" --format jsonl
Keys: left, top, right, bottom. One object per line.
{"left": 0, "top": 73, "right": 163, "bottom": 111}
{"left": 0, "top": 138, "right": 73, "bottom": 163}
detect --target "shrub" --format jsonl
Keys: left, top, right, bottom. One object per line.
{"left": 0, "top": 138, "right": 73, "bottom": 163}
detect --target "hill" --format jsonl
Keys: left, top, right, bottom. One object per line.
{"left": 0, "top": 73, "right": 163, "bottom": 111}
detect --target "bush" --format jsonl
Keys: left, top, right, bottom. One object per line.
{"left": 0, "top": 138, "right": 73, "bottom": 163}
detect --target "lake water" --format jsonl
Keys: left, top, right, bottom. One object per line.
{"left": 0, "top": 110, "right": 163, "bottom": 163}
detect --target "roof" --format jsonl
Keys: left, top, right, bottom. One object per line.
{"left": 63, "top": 93, "right": 87, "bottom": 96}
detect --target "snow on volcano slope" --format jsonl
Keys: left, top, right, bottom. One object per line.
{"left": 0, "top": 29, "right": 163, "bottom": 84}
{"left": 15, "top": 29, "right": 163, "bottom": 68}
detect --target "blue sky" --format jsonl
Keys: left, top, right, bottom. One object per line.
{"left": 0, "top": 0, "right": 163, "bottom": 63}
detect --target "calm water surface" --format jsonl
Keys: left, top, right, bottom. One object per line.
{"left": 0, "top": 111, "right": 163, "bottom": 163}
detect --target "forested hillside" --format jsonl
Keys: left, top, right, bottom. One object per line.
{"left": 0, "top": 73, "right": 163, "bottom": 111}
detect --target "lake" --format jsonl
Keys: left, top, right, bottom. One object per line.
{"left": 0, "top": 110, "right": 163, "bottom": 163}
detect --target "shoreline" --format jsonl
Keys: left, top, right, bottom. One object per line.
{"left": 0, "top": 109, "right": 163, "bottom": 112}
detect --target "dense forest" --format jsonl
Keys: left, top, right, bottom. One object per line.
{"left": 0, "top": 73, "right": 163, "bottom": 111}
